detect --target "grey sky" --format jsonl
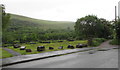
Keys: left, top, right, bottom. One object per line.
{"left": 118, "top": 1, "right": 120, "bottom": 18}
{"left": 1, "top": 0, "right": 120, "bottom": 21}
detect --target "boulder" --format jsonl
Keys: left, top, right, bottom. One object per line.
{"left": 67, "top": 45, "right": 74, "bottom": 49}
{"left": 67, "top": 39, "right": 74, "bottom": 41}
{"left": 82, "top": 44, "right": 88, "bottom": 47}
{"left": 40, "top": 41, "right": 51, "bottom": 43}
{"left": 26, "top": 49, "right": 32, "bottom": 52}
{"left": 20, "top": 46, "right": 26, "bottom": 50}
{"left": 58, "top": 41, "right": 63, "bottom": 42}
{"left": 37, "top": 46, "right": 45, "bottom": 51}
{"left": 76, "top": 44, "right": 88, "bottom": 48}
{"left": 76, "top": 44, "right": 83, "bottom": 48}
{"left": 3, "top": 46, "right": 8, "bottom": 47}
{"left": 49, "top": 47, "right": 54, "bottom": 50}
{"left": 58, "top": 46, "right": 63, "bottom": 49}
{"left": 13, "top": 44, "right": 21, "bottom": 48}
{"left": 30, "top": 42, "right": 36, "bottom": 44}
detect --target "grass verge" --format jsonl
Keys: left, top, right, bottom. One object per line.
{"left": 0, "top": 48, "right": 13, "bottom": 59}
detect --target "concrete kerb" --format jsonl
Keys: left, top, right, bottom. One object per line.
{"left": 1, "top": 47, "right": 97, "bottom": 67}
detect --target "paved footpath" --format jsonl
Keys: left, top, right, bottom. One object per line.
{"left": 88, "top": 40, "right": 119, "bottom": 54}
{"left": 98, "top": 40, "right": 118, "bottom": 48}
{"left": 2, "top": 48, "right": 21, "bottom": 56}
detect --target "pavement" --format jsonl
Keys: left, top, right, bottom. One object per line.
{"left": 2, "top": 48, "right": 21, "bottom": 56}
{"left": 3, "top": 48, "right": 118, "bottom": 68}
{"left": 1, "top": 47, "right": 95, "bottom": 67}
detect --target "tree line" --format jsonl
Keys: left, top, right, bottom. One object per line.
{"left": 75, "top": 15, "right": 114, "bottom": 46}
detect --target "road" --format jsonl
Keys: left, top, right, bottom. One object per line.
{"left": 3, "top": 48, "right": 118, "bottom": 68}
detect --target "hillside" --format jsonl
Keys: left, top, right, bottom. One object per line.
{"left": 3, "top": 14, "right": 75, "bottom": 43}
{"left": 9, "top": 14, "right": 75, "bottom": 30}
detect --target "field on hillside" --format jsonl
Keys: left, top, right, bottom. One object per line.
{"left": 7, "top": 40, "right": 87, "bottom": 55}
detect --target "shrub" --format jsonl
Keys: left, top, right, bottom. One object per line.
{"left": 92, "top": 41, "right": 100, "bottom": 46}
{"left": 92, "top": 38, "right": 106, "bottom": 46}
{"left": 94, "top": 38, "right": 106, "bottom": 43}
{"left": 109, "top": 39, "right": 120, "bottom": 45}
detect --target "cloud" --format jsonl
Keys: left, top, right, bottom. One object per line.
{"left": 1, "top": 0, "right": 120, "bottom": 21}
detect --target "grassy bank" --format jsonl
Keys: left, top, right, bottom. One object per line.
{"left": 0, "top": 48, "right": 13, "bottom": 59}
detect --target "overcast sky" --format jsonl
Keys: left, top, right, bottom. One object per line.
{"left": 1, "top": 0, "right": 120, "bottom": 22}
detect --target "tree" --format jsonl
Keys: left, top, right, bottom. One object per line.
{"left": 75, "top": 15, "right": 112, "bottom": 46}
{"left": 97, "top": 18, "right": 113, "bottom": 39}
{"left": 75, "top": 15, "right": 113, "bottom": 46}
{"left": 75, "top": 15, "right": 99, "bottom": 46}
{"left": 115, "top": 19, "right": 120, "bottom": 40}
{"left": 2, "top": 4, "right": 11, "bottom": 30}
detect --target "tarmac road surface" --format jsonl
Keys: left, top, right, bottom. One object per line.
{"left": 3, "top": 48, "right": 118, "bottom": 68}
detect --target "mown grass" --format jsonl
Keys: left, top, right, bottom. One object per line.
{"left": 0, "top": 48, "right": 13, "bottom": 59}
{"left": 7, "top": 40, "right": 87, "bottom": 55}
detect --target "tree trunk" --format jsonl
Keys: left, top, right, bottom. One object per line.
{"left": 88, "top": 37, "right": 93, "bottom": 46}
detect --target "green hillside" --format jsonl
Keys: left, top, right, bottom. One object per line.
{"left": 9, "top": 14, "right": 75, "bottom": 30}
{"left": 3, "top": 14, "right": 75, "bottom": 44}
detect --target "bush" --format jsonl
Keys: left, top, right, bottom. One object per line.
{"left": 109, "top": 39, "right": 120, "bottom": 45}
{"left": 92, "top": 38, "right": 106, "bottom": 46}
{"left": 92, "top": 41, "right": 100, "bottom": 46}
{"left": 94, "top": 38, "right": 106, "bottom": 43}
